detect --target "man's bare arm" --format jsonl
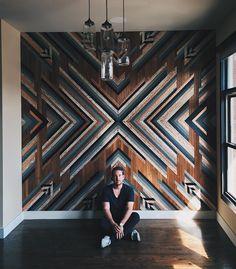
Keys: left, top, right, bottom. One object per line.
{"left": 120, "top": 201, "right": 134, "bottom": 225}
{"left": 103, "top": 202, "right": 117, "bottom": 226}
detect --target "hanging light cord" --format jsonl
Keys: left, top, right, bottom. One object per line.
{"left": 123, "top": 0, "right": 125, "bottom": 33}
{"left": 88, "top": 0, "right": 91, "bottom": 19}
{"left": 106, "top": 0, "right": 108, "bottom": 21}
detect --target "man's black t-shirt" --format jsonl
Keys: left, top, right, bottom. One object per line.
{"left": 102, "top": 183, "right": 134, "bottom": 221}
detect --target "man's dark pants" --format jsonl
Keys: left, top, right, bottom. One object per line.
{"left": 100, "top": 212, "right": 140, "bottom": 241}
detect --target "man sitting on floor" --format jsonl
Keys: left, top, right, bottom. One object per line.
{"left": 100, "top": 166, "right": 141, "bottom": 248}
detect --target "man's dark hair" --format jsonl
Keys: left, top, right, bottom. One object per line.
{"left": 111, "top": 166, "right": 125, "bottom": 177}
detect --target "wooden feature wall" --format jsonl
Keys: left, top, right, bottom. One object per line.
{"left": 21, "top": 31, "right": 216, "bottom": 211}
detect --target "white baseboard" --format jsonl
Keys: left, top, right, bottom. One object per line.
{"left": 216, "top": 213, "right": 236, "bottom": 247}
{"left": 23, "top": 210, "right": 103, "bottom": 219}
{"left": 137, "top": 210, "right": 216, "bottom": 219}
{"left": 0, "top": 213, "right": 24, "bottom": 239}
{"left": 23, "top": 210, "right": 216, "bottom": 220}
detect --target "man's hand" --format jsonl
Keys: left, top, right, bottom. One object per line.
{"left": 113, "top": 223, "right": 124, "bottom": 240}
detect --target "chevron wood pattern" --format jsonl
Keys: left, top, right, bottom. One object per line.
{"left": 21, "top": 31, "right": 216, "bottom": 211}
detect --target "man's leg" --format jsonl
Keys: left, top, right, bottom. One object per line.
{"left": 100, "top": 217, "right": 114, "bottom": 237}
{"left": 100, "top": 217, "right": 117, "bottom": 247}
{"left": 123, "top": 212, "right": 140, "bottom": 237}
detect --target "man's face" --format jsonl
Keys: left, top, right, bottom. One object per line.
{"left": 113, "top": 170, "right": 125, "bottom": 186}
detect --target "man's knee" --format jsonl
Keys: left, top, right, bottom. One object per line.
{"left": 131, "top": 212, "right": 140, "bottom": 222}
{"left": 100, "top": 217, "right": 111, "bottom": 229}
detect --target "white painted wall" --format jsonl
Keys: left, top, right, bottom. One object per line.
{"left": 216, "top": 9, "right": 236, "bottom": 242}
{"left": 0, "top": 20, "right": 22, "bottom": 229}
{"left": 216, "top": 8, "right": 236, "bottom": 46}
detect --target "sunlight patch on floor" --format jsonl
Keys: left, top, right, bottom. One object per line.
{"left": 178, "top": 229, "right": 208, "bottom": 259}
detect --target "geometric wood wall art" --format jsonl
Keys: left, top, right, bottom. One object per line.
{"left": 21, "top": 31, "right": 216, "bottom": 211}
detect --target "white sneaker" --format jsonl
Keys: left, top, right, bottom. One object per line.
{"left": 131, "top": 229, "right": 141, "bottom": 242}
{"left": 101, "top": 235, "right": 111, "bottom": 248}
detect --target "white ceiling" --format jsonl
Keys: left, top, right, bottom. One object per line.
{"left": 0, "top": 0, "right": 236, "bottom": 32}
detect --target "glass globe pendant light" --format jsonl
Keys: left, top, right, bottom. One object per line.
{"left": 100, "top": 0, "right": 114, "bottom": 80}
{"left": 83, "top": 0, "right": 96, "bottom": 51}
{"left": 116, "top": 0, "right": 130, "bottom": 66}
{"left": 101, "top": 51, "right": 113, "bottom": 81}
{"left": 100, "top": 0, "right": 114, "bottom": 52}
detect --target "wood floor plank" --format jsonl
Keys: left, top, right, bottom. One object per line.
{"left": 0, "top": 219, "right": 235, "bottom": 269}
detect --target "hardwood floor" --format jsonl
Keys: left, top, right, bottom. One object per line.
{"left": 0, "top": 219, "right": 235, "bottom": 269}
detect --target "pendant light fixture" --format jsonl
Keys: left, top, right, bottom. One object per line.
{"left": 116, "top": 0, "right": 130, "bottom": 66}
{"left": 101, "top": 51, "right": 113, "bottom": 81}
{"left": 83, "top": 0, "right": 96, "bottom": 51}
{"left": 100, "top": 0, "right": 115, "bottom": 52}
{"left": 100, "top": 0, "right": 114, "bottom": 80}
{"left": 83, "top": 0, "right": 130, "bottom": 81}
